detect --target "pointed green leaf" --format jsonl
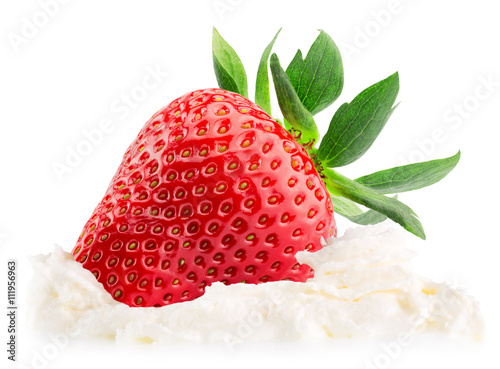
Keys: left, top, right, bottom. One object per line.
{"left": 323, "top": 168, "right": 425, "bottom": 239}
{"left": 212, "top": 27, "right": 248, "bottom": 98}
{"left": 343, "top": 208, "right": 388, "bottom": 226}
{"left": 330, "top": 194, "right": 364, "bottom": 217}
{"left": 270, "top": 53, "right": 319, "bottom": 145}
{"left": 331, "top": 195, "right": 396, "bottom": 225}
{"left": 318, "top": 72, "right": 400, "bottom": 168}
{"left": 286, "top": 49, "right": 304, "bottom": 79}
{"left": 355, "top": 151, "right": 461, "bottom": 194}
{"left": 285, "top": 30, "right": 344, "bottom": 115}
{"left": 255, "top": 28, "right": 281, "bottom": 115}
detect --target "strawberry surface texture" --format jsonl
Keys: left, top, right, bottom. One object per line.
{"left": 72, "top": 88, "right": 336, "bottom": 307}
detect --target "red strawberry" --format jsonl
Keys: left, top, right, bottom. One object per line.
{"left": 72, "top": 88, "right": 336, "bottom": 307}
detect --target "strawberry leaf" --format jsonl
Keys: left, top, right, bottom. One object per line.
{"left": 255, "top": 28, "right": 281, "bottom": 116}
{"left": 330, "top": 194, "right": 364, "bottom": 217}
{"left": 341, "top": 207, "right": 388, "bottom": 225}
{"left": 331, "top": 195, "right": 399, "bottom": 225}
{"left": 356, "top": 151, "right": 461, "bottom": 194}
{"left": 318, "top": 72, "right": 400, "bottom": 168}
{"left": 212, "top": 27, "right": 248, "bottom": 98}
{"left": 270, "top": 53, "right": 319, "bottom": 145}
{"left": 323, "top": 168, "right": 425, "bottom": 239}
{"left": 285, "top": 30, "right": 344, "bottom": 115}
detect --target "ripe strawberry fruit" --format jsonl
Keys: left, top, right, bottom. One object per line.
{"left": 72, "top": 88, "right": 336, "bottom": 307}
{"left": 72, "top": 28, "right": 460, "bottom": 307}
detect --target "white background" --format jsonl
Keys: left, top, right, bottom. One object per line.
{"left": 1, "top": 0, "right": 499, "bottom": 368}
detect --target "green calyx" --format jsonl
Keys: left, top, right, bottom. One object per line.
{"left": 211, "top": 27, "right": 460, "bottom": 240}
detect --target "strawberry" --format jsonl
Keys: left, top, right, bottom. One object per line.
{"left": 71, "top": 28, "right": 460, "bottom": 308}
{"left": 72, "top": 88, "right": 336, "bottom": 307}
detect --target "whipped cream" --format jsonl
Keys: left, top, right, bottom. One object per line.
{"left": 27, "top": 222, "right": 483, "bottom": 344}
